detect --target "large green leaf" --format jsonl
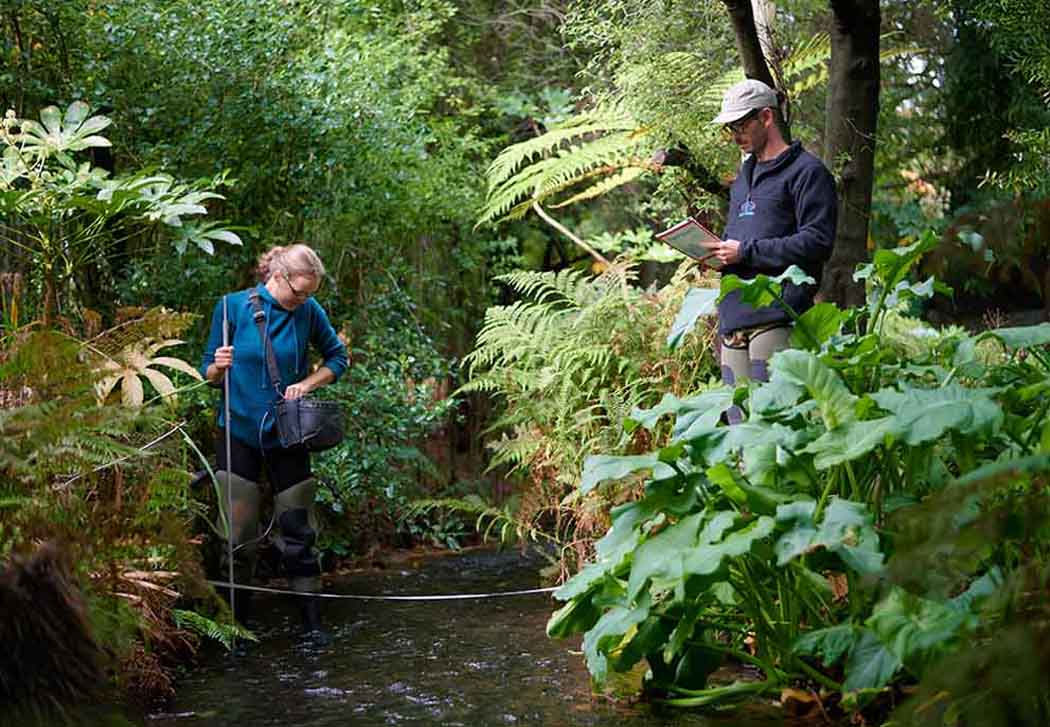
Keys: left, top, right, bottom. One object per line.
{"left": 627, "top": 512, "right": 705, "bottom": 598}
{"left": 794, "top": 623, "right": 858, "bottom": 666}
{"left": 790, "top": 302, "right": 845, "bottom": 350}
{"left": 718, "top": 265, "right": 816, "bottom": 309}
{"left": 707, "top": 461, "right": 802, "bottom": 514}
{"left": 750, "top": 373, "right": 806, "bottom": 415}
{"left": 804, "top": 416, "right": 897, "bottom": 469}
{"left": 683, "top": 421, "right": 806, "bottom": 476}
{"left": 769, "top": 349, "right": 857, "bottom": 429}
{"left": 882, "top": 276, "right": 949, "bottom": 309}
{"left": 843, "top": 629, "right": 902, "bottom": 691}
{"left": 581, "top": 591, "right": 652, "bottom": 684}
{"left": 871, "top": 384, "right": 1002, "bottom": 445}
{"left": 853, "top": 233, "right": 939, "bottom": 293}
{"left": 795, "top": 624, "right": 902, "bottom": 690}
{"left": 775, "top": 498, "right": 884, "bottom": 575}
{"left": 613, "top": 615, "right": 674, "bottom": 673}
{"left": 681, "top": 514, "right": 775, "bottom": 577}
{"left": 580, "top": 453, "right": 676, "bottom": 494}
{"left": 670, "top": 390, "right": 735, "bottom": 442}
{"left": 866, "top": 587, "right": 973, "bottom": 672}
{"left": 547, "top": 592, "right": 603, "bottom": 638}
{"left": 667, "top": 287, "right": 719, "bottom": 349}
{"left": 627, "top": 389, "right": 732, "bottom": 435}
{"left": 555, "top": 501, "right": 649, "bottom": 600}
{"left": 978, "top": 322, "right": 1050, "bottom": 350}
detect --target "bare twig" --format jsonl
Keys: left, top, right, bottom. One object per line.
{"left": 531, "top": 202, "right": 611, "bottom": 267}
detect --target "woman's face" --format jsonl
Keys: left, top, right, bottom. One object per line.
{"left": 271, "top": 270, "right": 320, "bottom": 310}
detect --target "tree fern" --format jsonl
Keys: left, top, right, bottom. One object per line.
{"left": 786, "top": 32, "right": 924, "bottom": 98}
{"left": 479, "top": 31, "right": 922, "bottom": 232}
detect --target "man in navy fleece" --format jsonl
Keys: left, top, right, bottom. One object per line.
{"left": 706, "top": 79, "right": 837, "bottom": 423}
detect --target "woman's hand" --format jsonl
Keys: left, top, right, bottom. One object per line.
{"left": 206, "top": 345, "right": 234, "bottom": 384}
{"left": 214, "top": 345, "right": 234, "bottom": 370}
{"left": 284, "top": 381, "right": 313, "bottom": 400}
{"left": 284, "top": 366, "right": 336, "bottom": 399}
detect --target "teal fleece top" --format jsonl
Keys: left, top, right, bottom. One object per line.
{"left": 200, "top": 283, "right": 348, "bottom": 449}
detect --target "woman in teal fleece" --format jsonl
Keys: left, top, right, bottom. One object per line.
{"left": 201, "top": 243, "right": 347, "bottom": 642}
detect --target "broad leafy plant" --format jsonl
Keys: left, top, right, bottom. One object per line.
{"left": 548, "top": 236, "right": 1050, "bottom": 718}
{"left": 0, "top": 102, "right": 242, "bottom": 323}
{"left": 87, "top": 308, "right": 204, "bottom": 407}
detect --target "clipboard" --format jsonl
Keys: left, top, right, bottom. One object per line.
{"left": 654, "top": 217, "right": 723, "bottom": 268}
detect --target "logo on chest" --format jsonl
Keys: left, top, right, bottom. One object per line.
{"left": 738, "top": 198, "right": 756, "bottom": 217}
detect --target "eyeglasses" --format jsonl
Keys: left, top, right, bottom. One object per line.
{"left": 283, "top": 273, "right": 314, "bottom": 300}
{"left": 722, "top": 109, "right": 761, "bottom": 138}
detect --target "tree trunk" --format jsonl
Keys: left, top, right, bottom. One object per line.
{"left": 721, "top": 0, "right": 792, "bottom": 141}
{"left": 721, "top": 0, "right": 778, "bottom": 87}
{"left": 819, "top": 0, "right": 880, "bottom": 307}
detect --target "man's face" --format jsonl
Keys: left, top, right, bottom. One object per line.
{"left": 724, "top": 108, "right": 769, "bottom": 155}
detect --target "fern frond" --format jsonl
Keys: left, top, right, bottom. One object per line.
{"left": 487, "top": 431, "right": 545, "bottom": 474}
{"left": 172, "top": 608, "right": 258, "bottom": 650}
{"left": 784, "top": 32, "right": 831, "bottom": 90}
{"left": 478, "top": 110, "right": 656, "bottom": 226}
{"left": 786, "top": 32, "right": 921, "bottom": 98}
{"left": 495, "top": 268, "right": 591, "bottom": 306}
{"left": 482, "top": 134, "right": 649, "bottom": 224}
{"left": 484, "top": 110, "right": 639, "bottom": 186}
{"left": 551, "top": 166, "right": 649, "bottom": 208}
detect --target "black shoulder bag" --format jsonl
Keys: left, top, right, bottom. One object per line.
{"left": 249, "top": 291, "right": 345, "bottom": 452}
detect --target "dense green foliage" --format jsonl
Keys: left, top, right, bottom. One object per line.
{"left": 547, "top": 242, "right": 1050, "bottom": 722}
{"left": 4, "top": 0, "right": 1050, "bottom": 718}
{"left": 0, "top": 321, "right": 220, "bottom": 704}
{"left": 460, "top": 261, "right": 718, "bottom": 570}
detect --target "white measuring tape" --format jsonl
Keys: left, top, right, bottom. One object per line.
{"left": 206, "top": 579, "right": 558, "bottom": 601}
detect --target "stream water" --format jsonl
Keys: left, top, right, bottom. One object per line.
{"left": 93, "top": 549, "right": 792, "bottom": 726}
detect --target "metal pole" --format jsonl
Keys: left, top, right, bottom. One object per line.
{"left": 222, "top": 296, "right": 236, "bottom": 618}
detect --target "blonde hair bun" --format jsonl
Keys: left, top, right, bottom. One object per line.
{"left": 256, "top": 243, "right": 326, "bottom": 282}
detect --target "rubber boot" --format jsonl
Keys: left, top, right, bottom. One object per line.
{"left": 214, "top": 471, "right": 261, "bottom": 625}
{"left": 274, "top": 479, "right": 331, "bottom": 646}
{"left": 299, "top": 596, "right": 331, "bottom": 647}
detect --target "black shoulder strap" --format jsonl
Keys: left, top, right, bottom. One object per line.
{"left": 249, "top": 290, "right": 283, "bottom": 396}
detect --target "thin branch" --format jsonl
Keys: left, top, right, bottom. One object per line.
{"left": 530, "top": 202, "right": 611, "bottom": 267}
{"left": 54, "top": 421, "right": 186, "bottom": 490}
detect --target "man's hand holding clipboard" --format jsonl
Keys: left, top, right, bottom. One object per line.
{"left": 654, "top": 217, "right": 738, "bottom": 269}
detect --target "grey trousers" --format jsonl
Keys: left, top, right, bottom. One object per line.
{"left": 720, "top": 323, "right": 792, "bottom": 424}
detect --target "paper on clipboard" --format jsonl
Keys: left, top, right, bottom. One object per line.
{"left": 654, "top": 217, "right": 723, "bottom": 268}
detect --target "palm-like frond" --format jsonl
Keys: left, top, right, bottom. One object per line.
{"left": 786, "top": 32, "right": 924, "bottom": 97}
{"left": 478, "top": 109, "right": 656, "bottom": 226}
{"left": 94, "top": 338, "right": 202, "bottom": 407}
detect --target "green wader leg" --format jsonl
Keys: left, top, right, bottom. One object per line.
{"left": 274, "top": 479, "right": 329, "bottom": 643}
{"left": 215, "top": 472, "right": 262, "bottom": 615}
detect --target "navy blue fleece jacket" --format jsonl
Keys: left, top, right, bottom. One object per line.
{"left": 719, "top": 141, "right": 837, "bottom": 334}
{"left": 200, "top": 283, "right": 348, "bottom": 449}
